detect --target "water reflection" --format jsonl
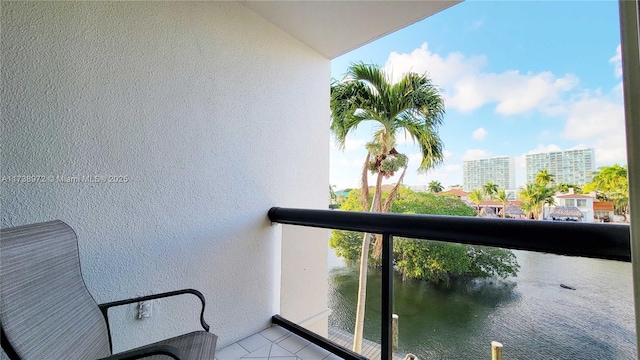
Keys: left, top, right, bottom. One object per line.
{"left": 328, "top": 248, "right": 637, "bottom": 359}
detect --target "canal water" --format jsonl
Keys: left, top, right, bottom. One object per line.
{"left": 328, "top": 246, "right": 637, "bottom": 359}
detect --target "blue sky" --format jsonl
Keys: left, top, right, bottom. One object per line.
{"left": 329, "top": 1, "right": 626, "bottom": 190}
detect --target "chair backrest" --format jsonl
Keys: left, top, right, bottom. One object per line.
{"left": 1, "top": 220, "right": 111, "bottom": 360}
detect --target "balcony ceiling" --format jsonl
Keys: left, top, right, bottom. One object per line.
{"left": 241, "top": 1, "right": 461, "bottom": 59}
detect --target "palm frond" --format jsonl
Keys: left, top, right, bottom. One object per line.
{"left": 331, "top": 63, "right": 446, "bottom": 175}
{"left": 396, "top": 117, "right": 444, "bottom": 171}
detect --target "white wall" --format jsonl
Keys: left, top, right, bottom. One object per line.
{"left": 1, "top": 1, "right": 328, "bottom": 354}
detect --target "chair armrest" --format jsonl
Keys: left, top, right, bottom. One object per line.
{"left": 98, "top": 289, "right": 210, "bottom": 332}
{"left": 98, "top": 344, "right": 181, "bottom": 360}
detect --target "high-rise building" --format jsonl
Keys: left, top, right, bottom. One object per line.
{"left": 525, "top": 148, "right": 595, "bottom": 185}
{"left": 463, "top": 156, "right": 515, "bottom": 191}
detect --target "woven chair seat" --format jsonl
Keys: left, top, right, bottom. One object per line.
{"left": 136, "top": 331, "right": 217, "bottom": 360}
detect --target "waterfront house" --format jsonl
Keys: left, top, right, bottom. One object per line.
{"left": 438, "top": 188, "right": 470, "bottom": 202}
{"left": 594, "top": 201, "right": 616, "bottom": 222}
{"left": 475, "top": 200, "right": 524, "bottom": 218}
{"left": 555, "top": 194, "right": 595, "bottom": 222}
{"left": 552, "top": 193, "right": 619, "bottom": 223}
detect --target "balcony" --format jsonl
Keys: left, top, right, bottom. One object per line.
{"left": 207, "top": 205, "right": 634, "bottom": 359}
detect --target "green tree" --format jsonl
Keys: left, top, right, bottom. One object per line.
{"left": 330, "top": 63, "right": 446, "bottom": 352}
{"left": 494, "top": 189, "right": 510, "bottom": 218}
{"left": 330, "top": 189, "right": 519, "bottom": 286}
{"left": 519, "top": 183, "right": 555, "bottom": 220}
{"left": 468, "top": 189, "right": 484, "bottom": 213}
{"left": 483, "top": 182, "right": 499, "bottom": 199}
{"left": 428, "top": 180, "right": 444, "bottom": 194}
{"left": 535, "top": 169, "right": 555, "bottom": 186}
{"left": 329, "top": 185, "right": 337, "bottom": 206}
{"left": 554, "top": 183, "right": 582, "bottom": 194}
{"left": 584, "top": 164, "right": 629, "bottom": 216}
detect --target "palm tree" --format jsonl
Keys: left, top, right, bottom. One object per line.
{"left": 519, "top": 183, "right": 555, "bottom": 220}
{"left": 584, "top": 164, "right": 629, "bottom": 216}
{"left": 554, "top": 182, "right": 581, "bottom": 194}
{"left": 535, "top": 169, "right": 555, "bottom": 186}
{"left": 494, "top": 189, "right": 510, "bottom": 218}
{"left": 542, "top": 195, "right": 556, "bottom": 219}
{"left": 482, "top": 182, "right": 499, "bottom": 200}
{"left": 519, "top": 184, "right": 539, "bottom": 219}
{"left": 469, "top": 189, "right": 484, "bottom": 214}
{"left": 428, "top": 180, "right": 444, "bottom": 194}
{"left": 330, "top": 63, "right": 445, "bottom": 352}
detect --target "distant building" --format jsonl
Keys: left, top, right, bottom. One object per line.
{"left": 554, "top": 193, "right": 595, "bottom": 222}
{"left": 409, "top": 185, "right": 429, "bottom": 192}
{"left": 593, "top": 201, "right": 615, "bottom": 222}
{"left": 438, "top": 188, "right": 469, "bottom": 202}
{"left": 548, "top": 189, "right": 617, "bottom": 223}
{"left": 526, "top": 148, "right": 595, "bottom": 185}
{"left": 463, "top": 156, "right": 515, "bottom": 191}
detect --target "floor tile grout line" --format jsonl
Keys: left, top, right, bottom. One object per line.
{"left": 294, "top": 342, "right": 311, "bottom": 355}
{"left": 267, "top": 342, "right": 274, "bottom": 358}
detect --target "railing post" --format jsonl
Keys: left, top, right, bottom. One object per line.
{"left": 381, "top": 233, "right": 393, "bottom": 360}
{"left": 618, "top": 0, "right": 640, "bottom": 356}
{"left": 491, "top": 341, "right": 503, "bottom": 360}
{"left": 392, "top": 314, "right": 399, "bottom": 351}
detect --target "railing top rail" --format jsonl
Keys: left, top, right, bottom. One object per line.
{"left": 268, "top": 207, "right": 631, "bottom": 262}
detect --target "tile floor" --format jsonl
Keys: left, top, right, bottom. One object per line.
{"left": 215, "top": 325, "right": 344, "bottom": 360}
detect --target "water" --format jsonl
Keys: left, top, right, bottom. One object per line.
{"left": 328, "top": 247, "right": 637, "bottom": 359}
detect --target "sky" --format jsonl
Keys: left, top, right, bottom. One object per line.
{"left": 329, "top": 1, "right": 626, "bottom": 191}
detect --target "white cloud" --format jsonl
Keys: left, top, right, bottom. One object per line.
{"left": 534, "top": 45, "right": 626, "bottom": 165}
{"left": 472, "top": 127, "right": 488, "bottom": 140}
{"left": 344, "top": 138, "right": 366, "bottom": 151}
{"left": 556, "top": 94, "right": 626, "bottom": 164}
{"left": 567, "top": 144, "right": 589, "bottom": 151}
{"left": 468, "top": 19, "right": 484, "bottom": 30}
{"left": 408, "top": 152, "right": 423, "bottom": 168}
{"left": 609, "top": 45, "right": 622, "bottom": 78}
{"left": 384, "top": 43, "right": 486, "bottom": 90}
{"left": 383, "top": 43, "right": 579, "bottom": 115}
{"left": 539, "top": 130, "right": 552, "bottom": 139}
{"left": 515, "top": 154, "right": 527, "bottom": 169}
{"left": 406, "top": 150, "right": 454, "bottom": 170}
{"left": 395, "top": 129, "right": 418, "bottom": 145}
{"left": 526, "top": 144, "right": 562, "bottom": 154}
{"left": 561, "top": 97, "right": 623, "bottom": 140}
{"left": 413, "top": 164, "right": 463, "bottom": 188}
{"left": 426, "top": 164, "right": 462, "bottom": 179}
{"left": 463, "top": 149, "right": 491, "bottom": 161}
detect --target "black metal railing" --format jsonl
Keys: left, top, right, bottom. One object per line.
{"left": 268, "top": 207, "right": 632, "bottom": 360}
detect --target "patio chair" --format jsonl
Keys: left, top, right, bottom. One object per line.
{"left": 1, "top": 220, "right": 217, "bottom": 360}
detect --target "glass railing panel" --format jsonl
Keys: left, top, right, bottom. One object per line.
{"left": 271, "top": 207, "right": 634, "bottom": 359}
{"left": 384, "top": 242, "right": 636, "bottom": 359}
{"left": 328, "top": 231, "right": 400, "bottom": 360}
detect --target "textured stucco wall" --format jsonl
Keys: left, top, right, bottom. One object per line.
{"left": 1, "top": 1, "right": 328, "bottom": 354}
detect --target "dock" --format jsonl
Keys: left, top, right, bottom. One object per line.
{"left": 328, "top": 327, "right": 407, "bottom": 360}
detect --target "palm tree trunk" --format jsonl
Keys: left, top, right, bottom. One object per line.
{"left": 360, "top": 153, "right": 371, "bottom": 211}
{"left": 353, "top": 171, "right": 383, "bottom": 353}
{"left": 372, "top": 166, "right": 407, "bottom": 259}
